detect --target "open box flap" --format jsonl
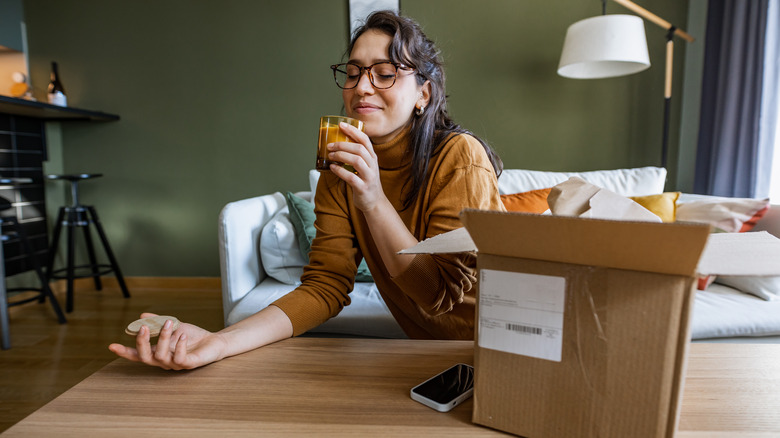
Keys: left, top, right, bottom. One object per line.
{"left": 697, "top": 231, "right": 780, "bottom": 276}
{"left": 400, "top": 211, "right": 780, "bottom": 277}
{"left": 399, "top": 226, "right": 477, "bottom": 253}
{"left": 460, "top": 210, "right": 710, "bottom": 277}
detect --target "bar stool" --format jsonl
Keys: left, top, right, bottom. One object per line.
{"left": 0, "top": 194, "right": 67, "bottom": 350}
{"left": 46, "top": 174, "right": 130, "bottom": 313}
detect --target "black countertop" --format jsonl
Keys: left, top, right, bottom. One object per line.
{"left": 0, "top": 95, "right": 119, "bottom": 122}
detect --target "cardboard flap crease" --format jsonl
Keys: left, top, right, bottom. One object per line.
{"left": 460, "top": 210, "right": 710, "bottom": 276}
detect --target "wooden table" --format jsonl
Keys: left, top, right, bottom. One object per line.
{"left": 2, "top": 339, "right": 778, "bottom": 437}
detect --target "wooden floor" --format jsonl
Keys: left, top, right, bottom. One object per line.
{"left": 0, "top": 278, "right": 224, "bottom": 433}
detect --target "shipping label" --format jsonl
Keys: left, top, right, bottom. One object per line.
{"left": 478, "top": 269, "right": 565, "bottom": 362}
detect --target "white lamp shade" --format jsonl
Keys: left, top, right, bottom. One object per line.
{"left": 558, "top": 14, "right": 651, "bottom": 79}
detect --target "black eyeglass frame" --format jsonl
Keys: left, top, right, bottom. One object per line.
{"left": 330, "top": 62, "right": 415, "bottom": 90}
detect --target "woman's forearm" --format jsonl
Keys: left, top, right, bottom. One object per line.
{"left": 361, "top": 197, "right": 418, "bottom": 277}
{"left": 216, "top": 305, "right": 294, "bottom": 359}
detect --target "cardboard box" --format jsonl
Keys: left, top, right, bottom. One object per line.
{"left": 402, "top": 209, "right": 780, "bottom": 438}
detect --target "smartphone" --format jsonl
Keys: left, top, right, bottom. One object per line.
{"left": 410, "top": 363, "right": 474, "bottom": 412}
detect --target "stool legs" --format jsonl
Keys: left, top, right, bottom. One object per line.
{"left": 12, "top": 218, "right": 67, "bottom": 325}
{"left": 2, "top": 217, "right": 67, "bottom": 350}
{"left": 87, "top": 206, "right": 129, "bottom": 299}
{"left": 65, "top": 208, "right": 76, "bottom": 313}
{"left": 1, "top": 243, "right": 9, "bottom": 350}
{"left": 46, "top": 208, "right": 65, "bottom": 277}
{"left": 81, "top": 222, "right": 103, "bottom": 291}
{"left": 48, "top": 205, "right": 130, "bottom": 313}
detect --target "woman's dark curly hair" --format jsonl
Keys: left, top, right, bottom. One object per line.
{"left": 347, "top": 10, "right": 503, "bottom": 208}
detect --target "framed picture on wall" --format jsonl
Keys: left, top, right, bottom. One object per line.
{"left": 349, "top": 0, "right": 399, "bottom": 37}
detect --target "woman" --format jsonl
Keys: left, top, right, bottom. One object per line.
{"left": 109, "top": 10, "right": 504, "bottom": 370}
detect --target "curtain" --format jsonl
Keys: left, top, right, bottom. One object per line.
{"left": 693, "top": 0, "right": 769, "bottom": 197}
{"left": 759, "top": 1, "right": 780, "bottom": 199}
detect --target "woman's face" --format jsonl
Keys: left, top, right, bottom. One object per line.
{"left": 343, "top": 29, "right": 430, "bottom": 144}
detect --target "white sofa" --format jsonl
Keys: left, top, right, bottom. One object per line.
{"left": 219, "top": 167, "right": 780, "bottom": 343}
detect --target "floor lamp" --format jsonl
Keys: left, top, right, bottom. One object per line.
{"left": 558, "top": 0, "right": 694, "bottom": 169}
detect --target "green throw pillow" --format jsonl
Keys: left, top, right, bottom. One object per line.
{"left": 284, "top": 192, "right": 373, "bottom": 282}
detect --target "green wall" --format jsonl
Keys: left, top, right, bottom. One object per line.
{"left": 21, "top": 0, "right": 691, "bottom": 277}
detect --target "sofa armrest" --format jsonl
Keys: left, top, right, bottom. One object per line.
{"left": 218, "top": 191, "right": 312, "bottom": 326}
{"left": 218, "top": 192, "right": 286, "bottom": 325}
{"left": 753, "top": 204, "right": 780, "bottom": 238}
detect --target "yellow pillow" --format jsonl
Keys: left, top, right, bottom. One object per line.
{"left": 629, "top": 192, "right": 680, "bottom": 223}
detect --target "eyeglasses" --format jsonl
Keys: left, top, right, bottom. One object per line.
{"left": 330, "top": 62, "right": 414, "bottom": 89}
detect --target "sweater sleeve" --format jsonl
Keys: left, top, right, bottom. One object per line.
{"left": 392, "top": 134, "right": 504, "bottom": 316}
{"left": 271, "top": 173, "right": 360, "bottom": 336}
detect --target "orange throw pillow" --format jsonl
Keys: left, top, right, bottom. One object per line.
{"left": 500, "top": 187, "right": 552, "bottom": 213}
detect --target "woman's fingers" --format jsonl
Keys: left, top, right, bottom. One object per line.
{"left": 172, "top": 334, "right": 189, "bottom": 369}
{"left": 331, "top": 122, "right": 374, "bottom": 162}
{"left": 134, "top": 325, "right": 162, "bottom": 366}
{"left": 329, "top": 162, "right": 363, "bottom": 185}
{"left": 340, "top": 122, "right": 371, "bottom": 146}
{"left": 328, "top": 147, "right": 373, "bottom": 186}
{"left": 327, "top": 142, "right": 376, "bottom": 182}
{"left": 153, "top": 320, "right": 174, "bottom": 363}
{"left": 326, "top": 123, "right": 385, "bottom": 211}
{"left": 110, "top": 314, "right": 204, "bottom": 370}
{"left": 328, "top": 142, "right": 369, "bottom": 166}
{"left": 107, "top": 343, "right": 141, "bottom": 362}
{"left": 133, "top": 324, "right": 181, "bottom": 370}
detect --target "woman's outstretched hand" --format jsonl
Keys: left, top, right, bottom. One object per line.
{"left": 327, "top": 122, "right": 388, "bottom": 213}
{"left": 108, "top": 312, "right": 228, "bottom": 371}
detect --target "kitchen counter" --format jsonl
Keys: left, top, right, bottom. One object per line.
{"left": 0, "top": 95, "right": 118, "bottom": 121}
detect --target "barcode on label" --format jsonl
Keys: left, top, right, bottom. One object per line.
{"left": 506, "top": 323, "right": 542, "bottom": 335}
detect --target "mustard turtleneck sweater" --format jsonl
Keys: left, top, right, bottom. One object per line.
{"left": 272, "top": 130, "right": 504, "bottom": 339}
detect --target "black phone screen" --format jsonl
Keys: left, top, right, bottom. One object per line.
{"left": 411, "top": 364, "right": 474, "bottom": 404}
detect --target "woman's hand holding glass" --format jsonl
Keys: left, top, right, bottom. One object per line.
{"left": 328, "top": 122, "right": 388, "bottom": 213}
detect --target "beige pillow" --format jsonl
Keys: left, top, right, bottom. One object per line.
{"left": 676, "top": 198, "right": 770, "bottom": 232}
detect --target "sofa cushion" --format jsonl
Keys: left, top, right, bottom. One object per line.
{"left": 227, "top": 278, "right": 407, "bottom": 338}
{"left": 259, "top": 208, "right": 307, "bottom": 285}
{"left": 285, "top": 191, "right": 317, "bottom": 259}
{"left": 692, "top": 283, "right": 780, "bottom": 339}
{"left": 497, "top": 166, "right": 666, "bottom": 196}
{"left": 714, "top": 275, "right": 780, "bottom": 301}
{"left": 285, "top": 192, "right": 373, "bottom": 282}
{"left": 312, "top": 167, "right": 667, "bottom": 198}
{"left": 676, "top": 194, "right": 770, "bottom": 233}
